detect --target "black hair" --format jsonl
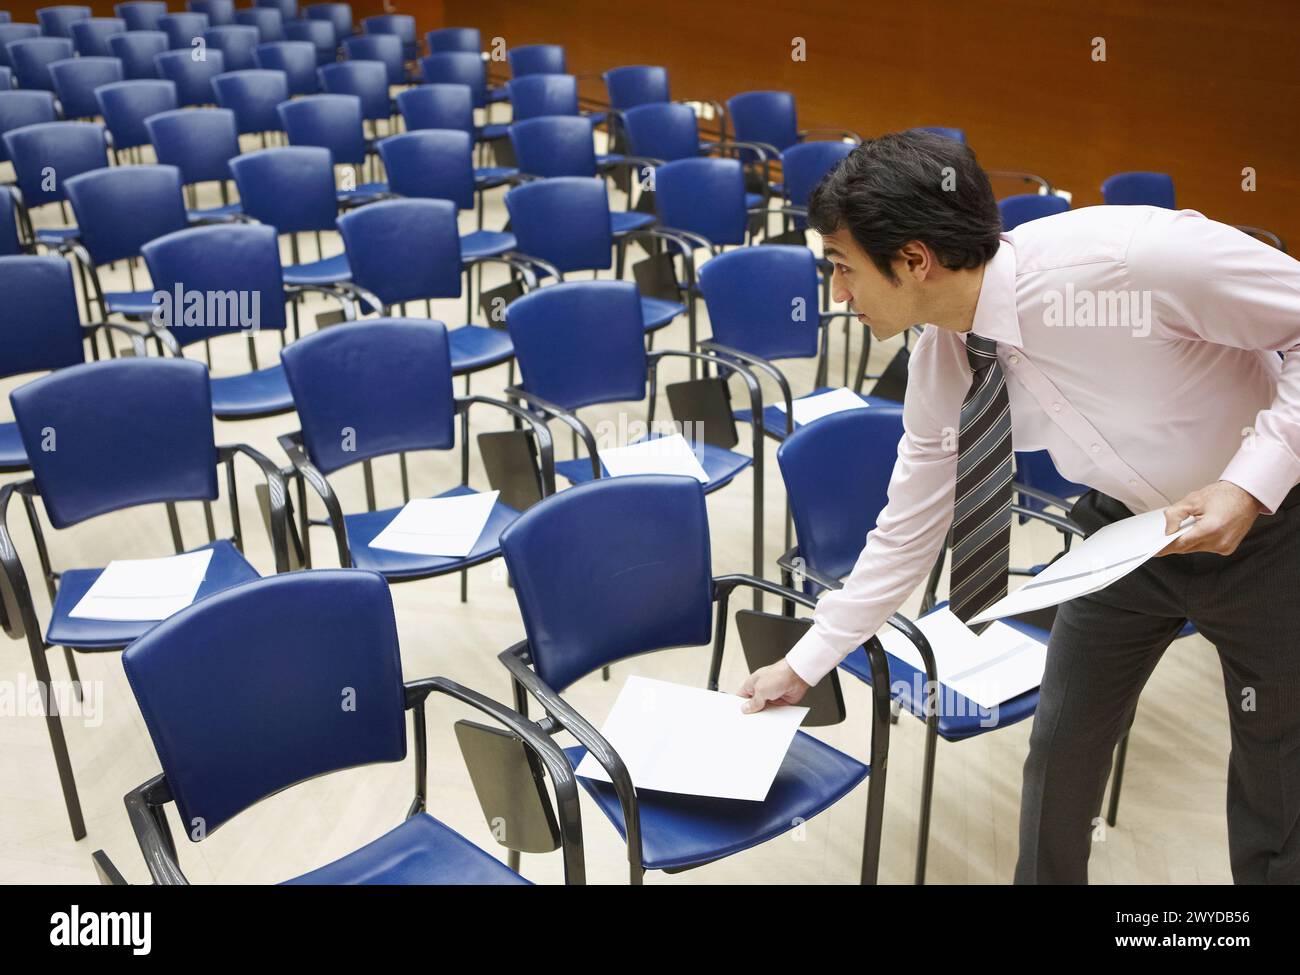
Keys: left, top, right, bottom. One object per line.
{"left": 807, "top": 130, "right": 1002, "bottom": 283}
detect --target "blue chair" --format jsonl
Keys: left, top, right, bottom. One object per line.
{"left": 0, "top": 23, "right": 40, "bottom": 71}
{"left": 318, "top": 58, "right": 390, "bottom": 126}
{"left": 604, "top": 64, "right": 669, "bottom": 110}
{"left": 94, "top": 78, "right": 177, "bottom": 159}
{"left": 336, "top": 197, "right": 533, "bottom": 382}
{"left": 108, "top": 29, "right": 167, "bottom": 79}
{"left": 158, "top": 11, "right": 209, "bottom": 50}
{"left": 305, "top": 2, "right": 351, "bottom": 45}
{"left": 418, "top": 51, "right": 502, "bottom": 127}
{"left": 100, "top": 569, "right": 582, "bottom": 884}
{"left": 507, "top": 72, "right": 598, "bottom": 124}
{"left": 285, "top": 16, "right": 336, "bottom": 66}
{"left": 255, "top": 0, "right": 297, "bottom": 21}
{"left": 780, "top": 138, "right": 854, "bottom": 229}
{"left": 728, "top": 90, "right": 860, "bottom": 194}
{"left": 496, "top": 473, "right": 893, "bottom": 883}
{"left": 48, "top": 56, "right": 123, "bottom": 120}
{"left": 396, "top": 81, "right": 472, "bottom": 133}
{"left": 277, "top": 92, "right": 385, "bottom": 196}
{"left": 145, "top": 107, "right": 244, "bottom": 217}
{"left": 69, "top": 17, "right": 126, "bottom": 57}
{"left": 3, "top": 121, "right": 109, "bottom": 249}
{"left": 0, "top": 355, "right": 289, "bottom": 840}
{"left": 154, "top": 47, "right": 224, "bottom": 106}
{"left": 35, "top": 5, "right": 90, "bottom": 39}
{"left": 234, "top": 6, "right": 282, "bottom": 43}
{"left": 278, "top": 320, "right": 554, "bottom": 596}
{"left": 203, "top": 24, "right": 259, "bottom": 72}
{"left": 115, "top": 1, "right": 168, "bottom": 32}
{"left": 377, "top": 128, "right": 518, "bottom": 238}
{"left": 7, "top": 36, "right": 74, "bottom": 91}
{"left": 503, "top": 176, "right": 685, "bottom": 334}
{"left": 343, "top": 31, "right": 405, "bottom": 86}
{"left": 212, "top": 67, "right": 287, "bottom": 137}
{"left": 361, "top": 12, "right": 414, "bottom": 61}
{"left": 507, "top": 42, "right": 563, "bottom": 78}
{"left": 655, "top": 155, "right": 757, "bottom": 248}
{"left": 252, "top": 39, "right": 317, "bottom": 95}
{"left": 1101, "top": 170, "right": 1176, "bottom": 208}
{"left": 0, "top": 89, "right": 59, "bottom": 162}
{"left": 999, "top": 192, "right": 1070, "bottom": 230}
{"left": 425, "top": 26, "right": 479, "bottom": 54}
{"left": 189, "top": 0, "right": 235, "bottom": 27}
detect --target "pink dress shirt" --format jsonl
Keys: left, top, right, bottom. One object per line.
{"left": 786, "top": 205, "right": 1300, "bottom": 686}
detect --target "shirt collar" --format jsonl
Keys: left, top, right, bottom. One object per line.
{"left": 966, "top": 236, "right": 1021, "bottom": 349}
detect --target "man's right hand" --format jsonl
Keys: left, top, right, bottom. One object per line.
{"left": 739, "top": 660, "right": 811, "bottom": 713}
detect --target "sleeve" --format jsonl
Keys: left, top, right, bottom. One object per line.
{"left": 785, "top": 328, "right": 963, "bottom": 686}
{"left": 1131, "top": 210, "right": 1300, "bottom": 515}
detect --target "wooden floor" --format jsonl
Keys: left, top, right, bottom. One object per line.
{"left": 0, "top": 134, "right": 1237, "bottom": 885}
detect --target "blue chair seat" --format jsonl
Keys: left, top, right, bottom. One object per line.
{"left": 564, "top": 730, "right": 868, "bottom": 871}
{"left": 487, "top": 87, "right": 509, "bottom": 104}
{"left": 343, "top": 484, "right": 519, "bottom": 580}
{"left": 337, "top": 182, "right": 390, "bottom": 205}
{"left": 104, "top": 290, "right": 159, "bottom": 318}
{"left": 733, "top": 389, "right": 895, "bottom": 441}
{"left": 209, "top": 363, "right": 295, "bottom": 419}
{"left": 45, "top": 539, "right": 260, "bottom": 650}
{"left": 0, "top": 421, "right": 29, "bottom": 471}
{"left": 284, "top": 251, "right": 352, "bottom": 286}
{"left": 448, "top": 323, "right": 513, "bottom": 374}
{"left": 838, "top": 599, "right": 1044, "bottom": 742}
{"left": 474, "top": 165, "right": 517, "bottom": 188}
{"left": 187, "top": 202, "right": 244, "bottom": 220}
{"left": 477, "top": 122, "right": 509, "bottom": 142}
{"left": 640, "top": 295, "right": 685, "bottom": 332}
{"left": 281, "top": 812, "right": 530, "bottom": 885}
{"left": 556, "top": 437, "right": 751, "bottom": 493}
{"left": 459, "top": 229, "right": 516, "bottom": 261}
{"left": 35, "top": 226, "right": 79, "bottom": 246}
{"left": 611, "top": 210, "right": 655, "bottom": 234}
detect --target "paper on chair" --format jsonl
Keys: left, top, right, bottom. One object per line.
{"left": 598, "top": 433, "right": 709, "bottom": 483}
{"left": 968, "top": 508, "right": 1195, "bottom": 625}
{"left": 69, "top": 549, "right": 214, "bottom": 622}
{"left": 773, "top": 387, "right": 869, "bottom": 427}
{"left": 574, "top": 675, "right": 808, "bottom": 801}
{"left": 369, "top": 490, "right": 499, "bottom": 558}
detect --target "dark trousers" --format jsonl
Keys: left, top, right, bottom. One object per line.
{"left": 1015, "top": 484, "right": 1300, "bottom": 884}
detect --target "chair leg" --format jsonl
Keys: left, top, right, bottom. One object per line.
{"left": 508, "top": 849, "right": 521, "bottom": 873}
{"left": 32, "top": 644, "right": 86, "bottom": 841}
{"left": 61, "top": 647, "right": 83, "bottom": 702}
{"left": 915, "top": 718, "right": 939, "bottom": 885}
{"left": 1107, "top": 727, "right": 1131, "bottom": 827}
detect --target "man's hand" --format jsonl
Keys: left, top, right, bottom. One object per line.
{"left": 739, "top": 660, "right": 810, "bottom": 714}
{"left": 1156, "top": 480, "right": 1265, "bottom": 557}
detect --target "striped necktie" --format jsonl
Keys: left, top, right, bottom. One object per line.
{"left": 949, "top": 331, "right": 1013, "bottom": 630}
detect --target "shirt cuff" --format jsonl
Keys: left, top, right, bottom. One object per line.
{"left": 1219, "top": 436, "right": 1300, "bottom": 515}
{"left": 785, "top": 627, "right": 850, "bottom": 687}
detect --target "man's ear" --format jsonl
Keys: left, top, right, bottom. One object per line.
{"left": 897, "top": 240, "right": 933, "bottom": 281}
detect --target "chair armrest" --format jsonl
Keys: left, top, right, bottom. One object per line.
{"left": 0, "top": 481, "right": 42, "bottom": 643}
{"left": 277, "top": 431, "right": 350, "bottom": 567}
{"left": 1233, "top": 225, "right": 1287, "bottom": 252}
{"left": 646, "top": 346, "right": 766, "bottom": 443}
{"left": 651, "top": 226, "right": 716, "bottom": 263}
{"left": 798, "top": 127, "right": 862, "bottom": 144}
{"left": 124, "top": 774, "right": 188, "bottom": 885}
{"left": 455, "top": 393, "right": 557, "bottom": 497}
{"left": 84, "top": 320, "right": 149, "bottom": 358}
{"left": 775, "top": 546, "right": 845, "bottom": 593}
{"left": 218, "top": 443, "right": 291, "bottom": 573}
{"left": 986, "top": 169, "right": 1053, "bottom": 194}
{"left": 503, "top": 386, "right": 602, "bottom": 481}
{"left": 697, "top": 339, "right": 794, "bottom": 438}
{"left": 463, "top": 252, "right": 543, "bottom": 289}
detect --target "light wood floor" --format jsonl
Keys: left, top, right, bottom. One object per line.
{"left": 0, "top": 133, "right": 1237, "bottom": 885}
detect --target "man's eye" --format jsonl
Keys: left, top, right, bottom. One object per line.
{"left": 836, "top": 264, "right": 851, "bottom": 275}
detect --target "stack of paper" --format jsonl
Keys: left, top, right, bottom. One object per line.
{"left": 773, "top": 387, "right": 870, "bottom": 427}
{"left": 69, "top": 549, "right": 214, "bottom": 622}
{"left": 369, "top": 490, "right": 499, "bottom": 557}
{"left": 597, "top": 433, "right": 709, "bottom": 483}
{"left": 574, "top": 675, "right": 808, "bottom": 801}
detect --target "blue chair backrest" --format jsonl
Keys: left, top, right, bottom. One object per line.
{"left": 623, "top": 101, "right": 698, "bottom": 162}
{"left": 336, "top": 197, "right": 461, "bottom": 306}
{"left": 70, "top": 17, "right": 126, "bottom": 57}
{"left": 505, "top": 176, "right": 613, "bottom": 274}
{"left": 234, "top": 7, "right": 282, "bottom": 43}
{"left": 777, "top": 406, "right": 905, "bottom": 583}
{"left": 396, "top": 82, "right": 472, "bottom": 135}
{"left": 0, "top": 89, "right": 58, "bottom": 162}
{"left": 361, "top": 13, "right": 414, "bottom": 59}
{"left": 655, "top": 156, "right": 747, "bottom": 246}
{"left": 108, "top": 30, "right": 167, "bottom": 79}
{"left": 0, "top": 255, "right": 86, "bottom": 379}
{"left": 0, "top": 188, "right": 20, "bottom": 254}
{"left": 505, "top": 280, "right": 646, "bottom": 411}
{"left": 229, "top": 145, "right": 337, "bottom": 234}
{"left": 699, "top": 246, "right": 821, "bottom": 361}
{"left": 426, "top": 27, "right": 478, "bottom": 54}
{"left": 418, "top": 51, "right": 487, "bottom": 108}
{"left": 508, "top": 43, "right": 563, "bottom": 78}
{"left": 499, "top": 474, "right": 714, "bottom": 691}
{"left": 155, "top": 48, "right": 224, "bottom": 106}
{"left": 3, "top": 121, "right": 108, "bottom": 208}
{"left": 11, "top": 357, "right": 219, "bottom": 529}
{"left": 278, "top": 92, "right": 365, "bottom": 165}
{"left": 1101, "top": 171, "right": 1175, "bottom": 208}
{"left": 158, "top": 11, "right": 209, "bottom": 50}
{"left": 604, "top": 65, "right": 668, "bottom": 110}
{"left": 8, "top": 36, "right": 74, "bottom": 90}
{"left": 342, "top": 32, "right": 403, "bottom": 85}
{"left": 146, "top": 107, "right": 241, "bottom": 185}
{"left": 912, "top": 125, "right": 965, "bottom": 143}
{"left": 509, "top": 115, "right": 596, "bottom": 179}
{"left": 48, "top": 56, "right": 124, "bottom": 119}
{"left": 36, "top": 5, "right": 90, "bottom": 39}
{"left": 727, "top": 89, "right": 797, "bottom": 154}
{"left": 305, "top": 3, "right": 352, "bottom": 43}
{"left": 781, "top": 140, "right": 854, "bottom": 209}
{"left": 115, "top": 2, "right": 168, "bottom": 33}
{"left": 255, "top": 0, "right": 297, "bottom": 23}
{"left": 95, "top": 78, "right": 177, "bottom": 150}
{"left": 377, "top": 128, "right": 474, "bottom": 210}
{"left": 211, "top": 69, "right": 286, "bottom": 134}
{"left": 1014, "top": 449, "right": 1088, "bottom": 505}
{"left": 121, "top": 569, "right": 407, "bottom": 836}
{"left": 508, "top": 72, "right": 578, "bottom": 121}
{"left": 281, "top": 319, "right": 456, "bottom": 474}
{"left": 253, "top": 40, "right": 318, "bottom": 95}
{"left": 318, "top": 58, "right": 388, "bottom": 121}
{"left": 285, "top": 18, "right": 336, "bottom": 65}
{"left": 0, "top": 24, "right": 41, "bottom": 70}
{"left": 204, "top": 24, "right": 259, "bottom": 72}
{"left": 999, "top": 193, "right": 1069, "bottom": 231}
{"left": 65, "top": 164, "right": 188, "bottom": 266}
{"left": 189, "top": 0, "right": 235, "bottom": 27}
{"left": 141, "top": 222, "right": 287, "bottom": 345}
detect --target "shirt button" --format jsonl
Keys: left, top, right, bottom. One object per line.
{"left": 1090, "top": 443, "right": 1101, "bottom": 454}
{"left": 1128, "top": 479, "right": 1138, "bottom": 487}
{"left": 1051, "top": 402, "right": 1062, "bottom": 413}
{"left": 1009, "top": 355, "right": 1020, "bottom": 365}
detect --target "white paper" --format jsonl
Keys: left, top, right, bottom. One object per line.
{"left": 874, "top": 608, "right": 1047, "bottom": 709}
{"left": 598, "top": 433, "right": 709, "bottom": 483}
{"left": 968, "top": 509, "right": 1196, "bottom": 625}
{"left": 773, "top": 387, "right": 869, "bottom": 427}
{"left": 69, "top": 549, "right": 214, "bottom": 622}
{"left": 368, "top": 491, "right": 499, "bottom": 557}
{"left": 574, "top": 675, "right": 808, "bottom": 801}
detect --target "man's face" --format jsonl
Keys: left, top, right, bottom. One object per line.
{"left": 820, "top": 229, "right": 919, "bottom": 341}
